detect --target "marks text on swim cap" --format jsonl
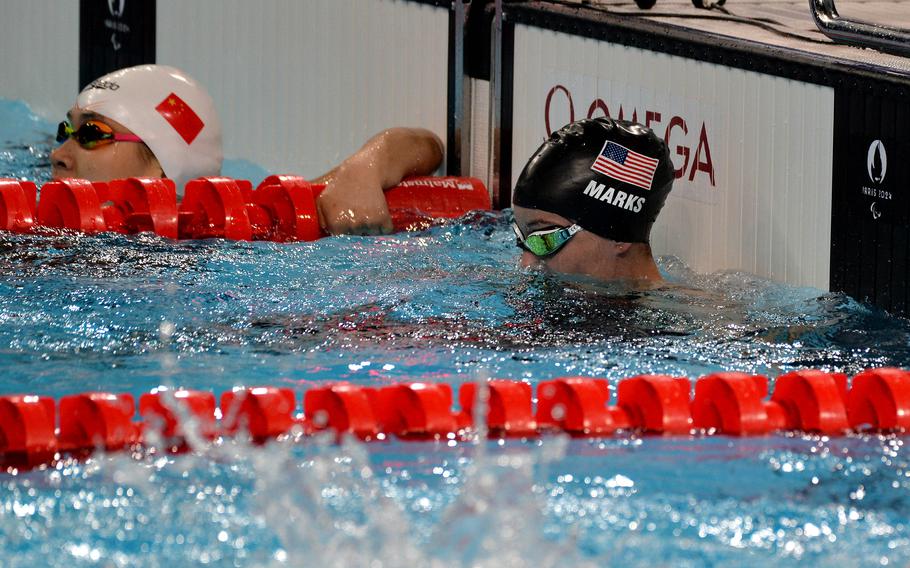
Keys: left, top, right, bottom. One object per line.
{"left": 582, "top": 180, "right": 645, "bottom": 213}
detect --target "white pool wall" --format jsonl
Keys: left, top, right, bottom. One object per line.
{"left": 0, "top": 1, "right": 79, "bottom": 120}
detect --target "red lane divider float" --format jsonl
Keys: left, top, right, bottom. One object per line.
{"left": 536, "top": 377, "right": 629, "bottom": 436}
{"left": 847, "top": 367, "right": 910, "bottom": 431}
{"left": 772, "top": 370, "right": 849, "bottom": 433}
{"left": 459, "top": 380, "right": 537, "bottom": 437}
{"left": 221, "top": 387, "right": 297, "bottom": 441}
{"left": 616, "top": 375, "right": 692, "bottom": 434}
{"left": 57, "top": 392, "right": 139, "bottom": 452}
{"left": 0, "top": 175, "right": 491, "bottom": 241}
{"left": 0, "top": 179, "right": 36, "bottom": 233}
{"left": 0, "top": 395, "right": 56, "bottom": 467}
{"left": 37, "top": 179, "right": 107, "bottom": 233}
{"left": 691, "top": 372, "right": 785, "bottom": 435}
{"left": 139, "top": 388, "right": 218, "bottom": 446}
{"left": 3, "top": 367, "right": 910, "bottom": 470}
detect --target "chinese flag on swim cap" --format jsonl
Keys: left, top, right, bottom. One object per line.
{"left": 155, "top": 92, "right": 205, "bottom": 144}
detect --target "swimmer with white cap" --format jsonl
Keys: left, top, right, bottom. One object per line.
{"left": 511, "top": 117, "right": 675, "bottom": 283}
{"left": 51, "top": 64, "right": 443, "bottom": 235}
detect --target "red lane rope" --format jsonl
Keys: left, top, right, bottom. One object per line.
{"left": 0, "top": 175, "right": 491, "bottom": 241}
{"left": 2, "top": 368, "right": 909, "bottom": 470}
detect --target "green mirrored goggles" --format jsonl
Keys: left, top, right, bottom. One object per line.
{"left": 512, "top": 222, "right": 583, "bottom": 257}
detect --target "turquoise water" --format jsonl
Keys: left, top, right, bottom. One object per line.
{"left": 2, "top": 98, "right": 910, "bottom": 567}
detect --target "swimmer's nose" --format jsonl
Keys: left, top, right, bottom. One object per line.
{"left": 50, "top": 141, "right": 75, "bottom": 178}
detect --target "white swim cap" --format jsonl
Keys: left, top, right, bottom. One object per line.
{"left": 76, "top": 64, "right": 223, "bottom": 193}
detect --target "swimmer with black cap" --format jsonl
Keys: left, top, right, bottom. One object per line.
{"left": 51, "top": 64, "right": 443, "bottom": 235}
{"left": 511, "top": 117, "right": 674, "bottom": 283}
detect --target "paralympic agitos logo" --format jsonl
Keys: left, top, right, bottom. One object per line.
{"left": 544, "top": 85, "right": 716, "bottom": 186}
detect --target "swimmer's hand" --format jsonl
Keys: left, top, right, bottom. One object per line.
{"left": 317, "top": 163, "right": 393, "bottom": 235}
{"left": 312, "top": 127, "right": 444, "bottom": 236}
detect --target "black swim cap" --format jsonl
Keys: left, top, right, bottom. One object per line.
{"left": 512, "top": 117, "right": 674, "bottom": 243}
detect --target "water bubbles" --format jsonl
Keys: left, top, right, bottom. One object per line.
{"left": 605, "top": 474, "right": 634, "bottom": 489}
{"left": 159, "top": 320, "right": 176, "bottom": 341}
{"left": 12, "top": 501, "right": 35, "bottom": 518}
{"left": 67, "top": 543, "right": 102, "bottom": 561}
{"left": 803, "top": 523, "right": 822, "bottom": 538}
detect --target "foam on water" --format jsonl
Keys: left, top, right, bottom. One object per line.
{"left": 2, "top": 99, "right": 910, "bottom": 567}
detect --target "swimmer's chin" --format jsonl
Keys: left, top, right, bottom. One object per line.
{"left": 519, "top": 262, "right": 661, "bottom": 292}
{"left": 50, "top": 170, "right": 89, "bottom": 182}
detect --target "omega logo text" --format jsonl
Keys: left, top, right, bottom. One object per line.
{"left": 545, "top": 85, "right": 716, "bottom": 187}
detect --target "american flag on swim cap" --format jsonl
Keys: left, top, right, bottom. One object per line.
{"left": 591, "top": 140, "right": 659, "bottom": 191}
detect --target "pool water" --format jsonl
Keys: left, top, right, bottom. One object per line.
{"left": 1, "top": 98, "right": 909, "bottom": 567}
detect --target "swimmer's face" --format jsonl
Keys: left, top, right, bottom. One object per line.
{"left": 512, "top": 205, "right": 629, "bottom": 280}
{"left": 50, "top": 107, "right": 163, "bottom": 182}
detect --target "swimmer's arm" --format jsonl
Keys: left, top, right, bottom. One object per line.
{"left": 313, "top": 127, "right": 444, "bottom": 235}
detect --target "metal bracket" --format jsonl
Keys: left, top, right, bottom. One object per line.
{"left": 811, "top": 0, "right": 910, "bottom": 57}
{"left": 447, "top": 0, "right": 470, "bottom": 177}
{"left": 489, "top": 0, "right": 505, "bottom": 208}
